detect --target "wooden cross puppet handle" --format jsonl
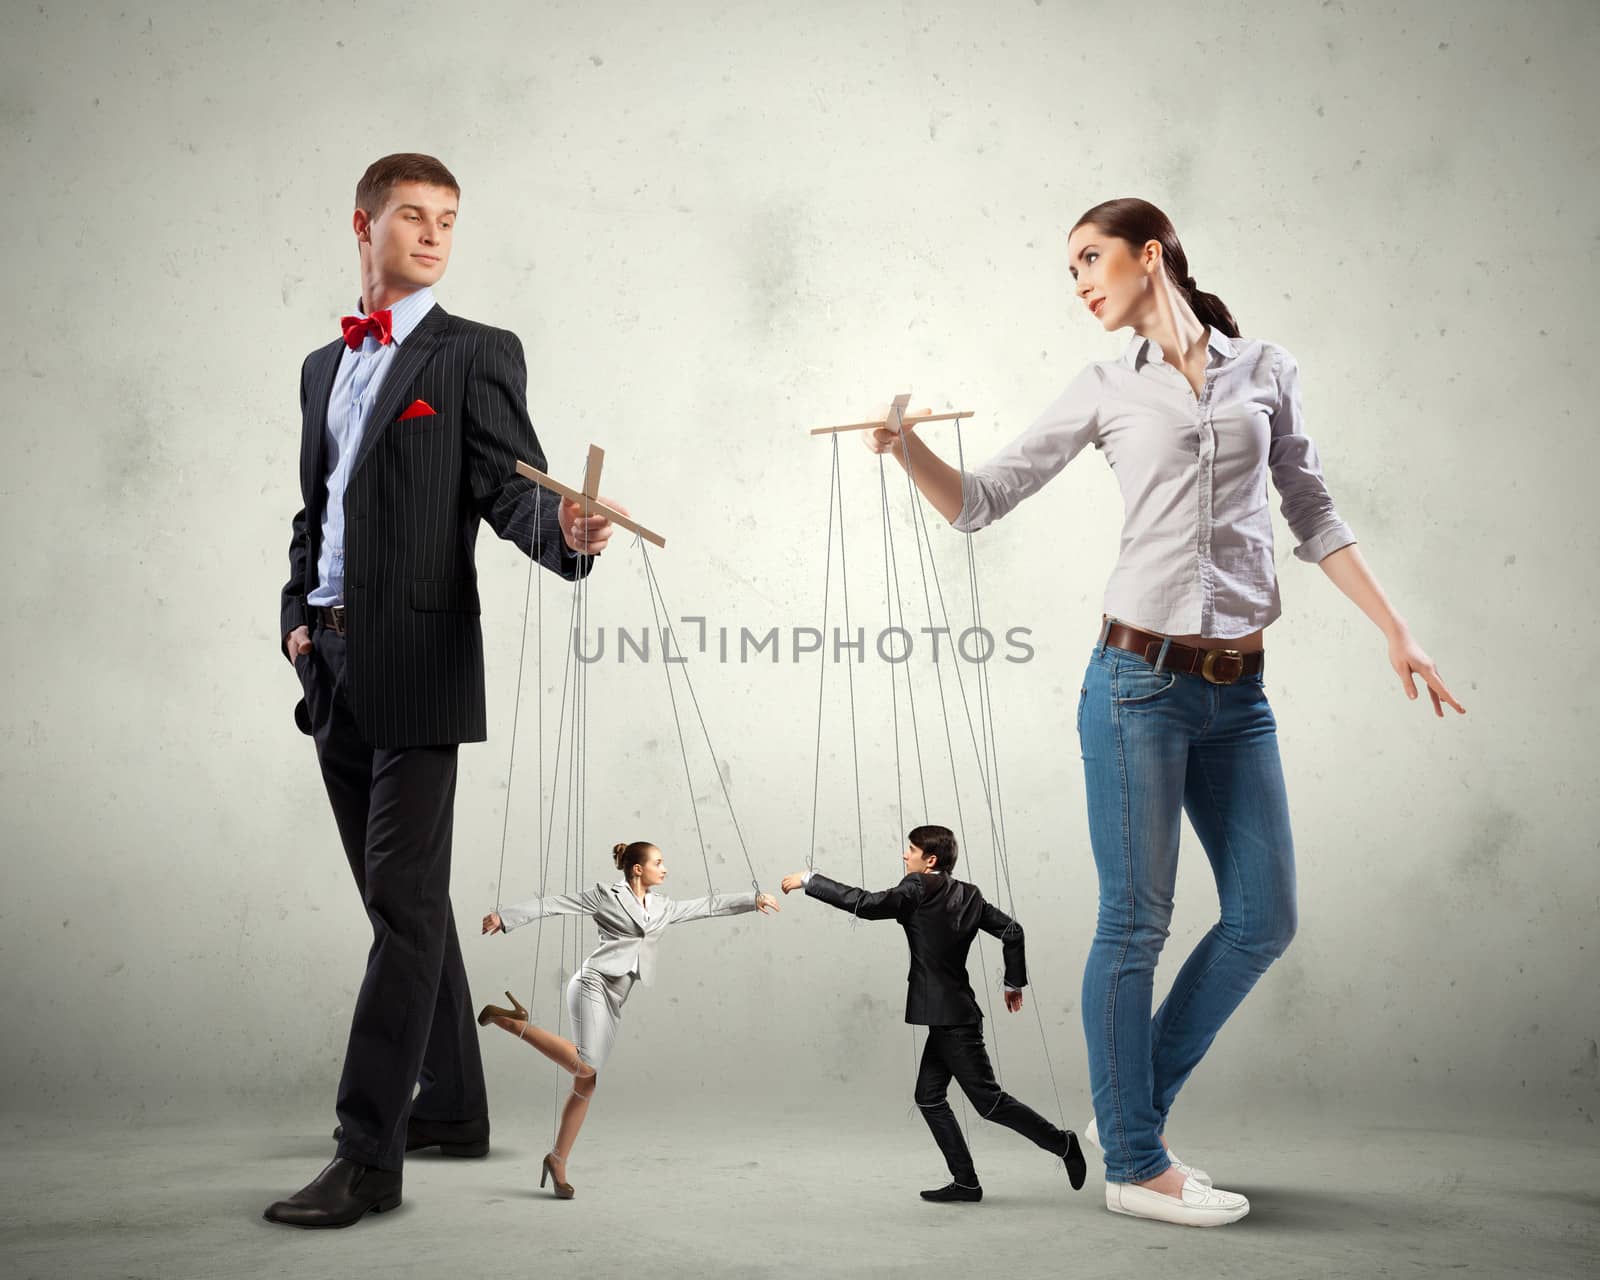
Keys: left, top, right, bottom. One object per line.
{"left": 515, "top": 443, "right": 667, "bottom": 549}
{"left": 810, "top": 392, "right": 975, "bottom": 436}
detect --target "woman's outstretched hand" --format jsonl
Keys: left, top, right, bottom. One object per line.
{"left": 1388, "top": 628, "right": 1465, "bottom": 717}
{"left": 755, "top": 893, "right": 781, "bottom": 915}
{"left": 482, "top": 912, "right": 504, "bottom": 935}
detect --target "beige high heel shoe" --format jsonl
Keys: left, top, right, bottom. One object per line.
{"left": 540, "top": 1152, "right": 575, "bottom": 1200}
{"left": 476, "top": 989, "right": 530, "bottom": 1026}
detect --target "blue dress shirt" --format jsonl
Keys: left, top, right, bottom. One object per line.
{"left": 309, "top": 286, "right": 437, "bottom": 607}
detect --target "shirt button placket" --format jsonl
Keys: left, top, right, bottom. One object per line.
{"left": 1196, "top": 374, "right": 1218, "bottom": 635}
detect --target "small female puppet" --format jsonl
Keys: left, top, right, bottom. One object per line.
{"left": 480, "top": 840, "right": 779, "bottom": 1197}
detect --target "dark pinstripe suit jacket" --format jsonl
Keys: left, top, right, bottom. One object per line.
{"left": 280, "top": 303, "right": 592, "bottom": 748}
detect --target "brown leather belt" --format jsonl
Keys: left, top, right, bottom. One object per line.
{"left": 1103, "top": 620, "right": 1263, "bottom": 685}
{"left": 315, "top": 605, "right": 347, "bottom": 637}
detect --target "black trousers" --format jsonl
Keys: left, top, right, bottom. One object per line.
{"left": 915, "top": 1023, "right": 1067, "bottom": 1184}
{"left": 297, "top": 626, "right": 488, "bottom": 1171}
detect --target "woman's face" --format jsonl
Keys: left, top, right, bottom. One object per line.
{"left": 1067, "top": 222, "right": 1152, "bottom": 331}
{"left": 635, "top": 848, "right": 667, "bottom": 888}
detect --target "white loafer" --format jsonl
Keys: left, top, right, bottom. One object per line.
{"left": 1083, "top": 1116, "right": 1213, "bottom": 1188}
{"left": 1105, "top": 1175, "right": 1249, "bottom": 1227}
{"left": 1165, "top": 1147, "right": 1213, "bottom": 1189}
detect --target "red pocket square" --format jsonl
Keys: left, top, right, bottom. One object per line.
{"left": 398, "top": 399, "right": 437, "bottom": 421}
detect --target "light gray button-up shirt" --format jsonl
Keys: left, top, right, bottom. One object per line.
{"left": 954, "top": 327, "right": 1356, "bottom": 639}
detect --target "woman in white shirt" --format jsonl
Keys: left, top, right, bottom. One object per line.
{"left": 481, "top": 840, "right": 779, "bottom": 1197}
{"left": 866, "top": 197, "right": 1464, "bottom": 1227}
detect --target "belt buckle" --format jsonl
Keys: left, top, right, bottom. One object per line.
{"left": 1200, "top": 648, "right": 1243, "bottom": 685}
{"left": 327, "top": 606, "right": 346, "bottom": 637}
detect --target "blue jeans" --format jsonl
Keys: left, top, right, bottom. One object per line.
{"left": 1077, "top": 639, "right": 1297, "bottom": 1184}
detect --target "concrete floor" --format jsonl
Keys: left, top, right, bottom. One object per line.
{"left": 2, "top": 1109, "right": 1595, "bottom": 1279}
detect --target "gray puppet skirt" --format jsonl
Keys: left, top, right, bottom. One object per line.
{"left": 567, "top": 967, "right": 637, "bottom": 1071}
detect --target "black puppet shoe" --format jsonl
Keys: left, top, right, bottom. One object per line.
{"left": 920, "top": 1181, "right": 983, "bottom": 1203}
{"left": 263, "top": 1157, "right": 401, "bottom": 1228}
{"left": 1062, "top": 1129, "right": 1088, "bottom": 1190}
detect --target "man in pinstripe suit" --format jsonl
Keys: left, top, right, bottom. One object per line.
{"left": 266, "top": 154, "right": 616, "bottom": 1228}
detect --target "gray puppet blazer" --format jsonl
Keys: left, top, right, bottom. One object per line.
{"left": 497, "top": 880, "right": 757, "bottom": 985}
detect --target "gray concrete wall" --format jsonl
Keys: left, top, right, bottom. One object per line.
{"left": 2, "top": 0, "right": 1596, "bottom": 1133}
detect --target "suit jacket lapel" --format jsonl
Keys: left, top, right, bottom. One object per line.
{"left": 352, "top": 303, "right": 448, "bottom": 476}
{"left": 301, "top": 339, "right": 344, "bottom": 503}
{"left": 611, "top": 883, "right": 648, "bottom": 933}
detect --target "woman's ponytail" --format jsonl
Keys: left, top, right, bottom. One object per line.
{"left": 1181, "top": 277, "right": 1241, "bottom": 342}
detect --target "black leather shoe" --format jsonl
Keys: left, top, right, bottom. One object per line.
{"left": 1062, "top": 1130, "right": 1087, "bottom": 1190}
{"left": 331, "top": 1115, "right": 490, "bottom": 1158}
{"left": 263, "top": 1157, "right": 401, "bottom": 1228}
{"left": 920, "top": 1181, "right": 983, "bottom": 1203}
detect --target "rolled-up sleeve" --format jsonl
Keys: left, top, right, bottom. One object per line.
{"left": 954, "top": 365, "right": 1103, "bottom": 533}
{"left": 1267, "top": 349, "right": 1357, "bottom": 564}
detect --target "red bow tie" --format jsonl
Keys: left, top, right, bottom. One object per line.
{"left": 340, "top": 309, "right": 394, "bottom": 350}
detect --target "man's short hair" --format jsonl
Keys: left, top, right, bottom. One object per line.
{"left": 909, "top": 824, "right": 958, "bottom": 873}
{"left": 355, "top": 153, "right": 460, "bottom": 217}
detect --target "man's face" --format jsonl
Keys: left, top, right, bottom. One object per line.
{"left": 903, "top": 842, "right": 936, "bottom": 874}
{"left": 355, "top": 181, "right": 456, "bottom": 295}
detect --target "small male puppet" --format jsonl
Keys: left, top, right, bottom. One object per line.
{"left": 781, "top": 825, "right": 1086, "bottom": 1203}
